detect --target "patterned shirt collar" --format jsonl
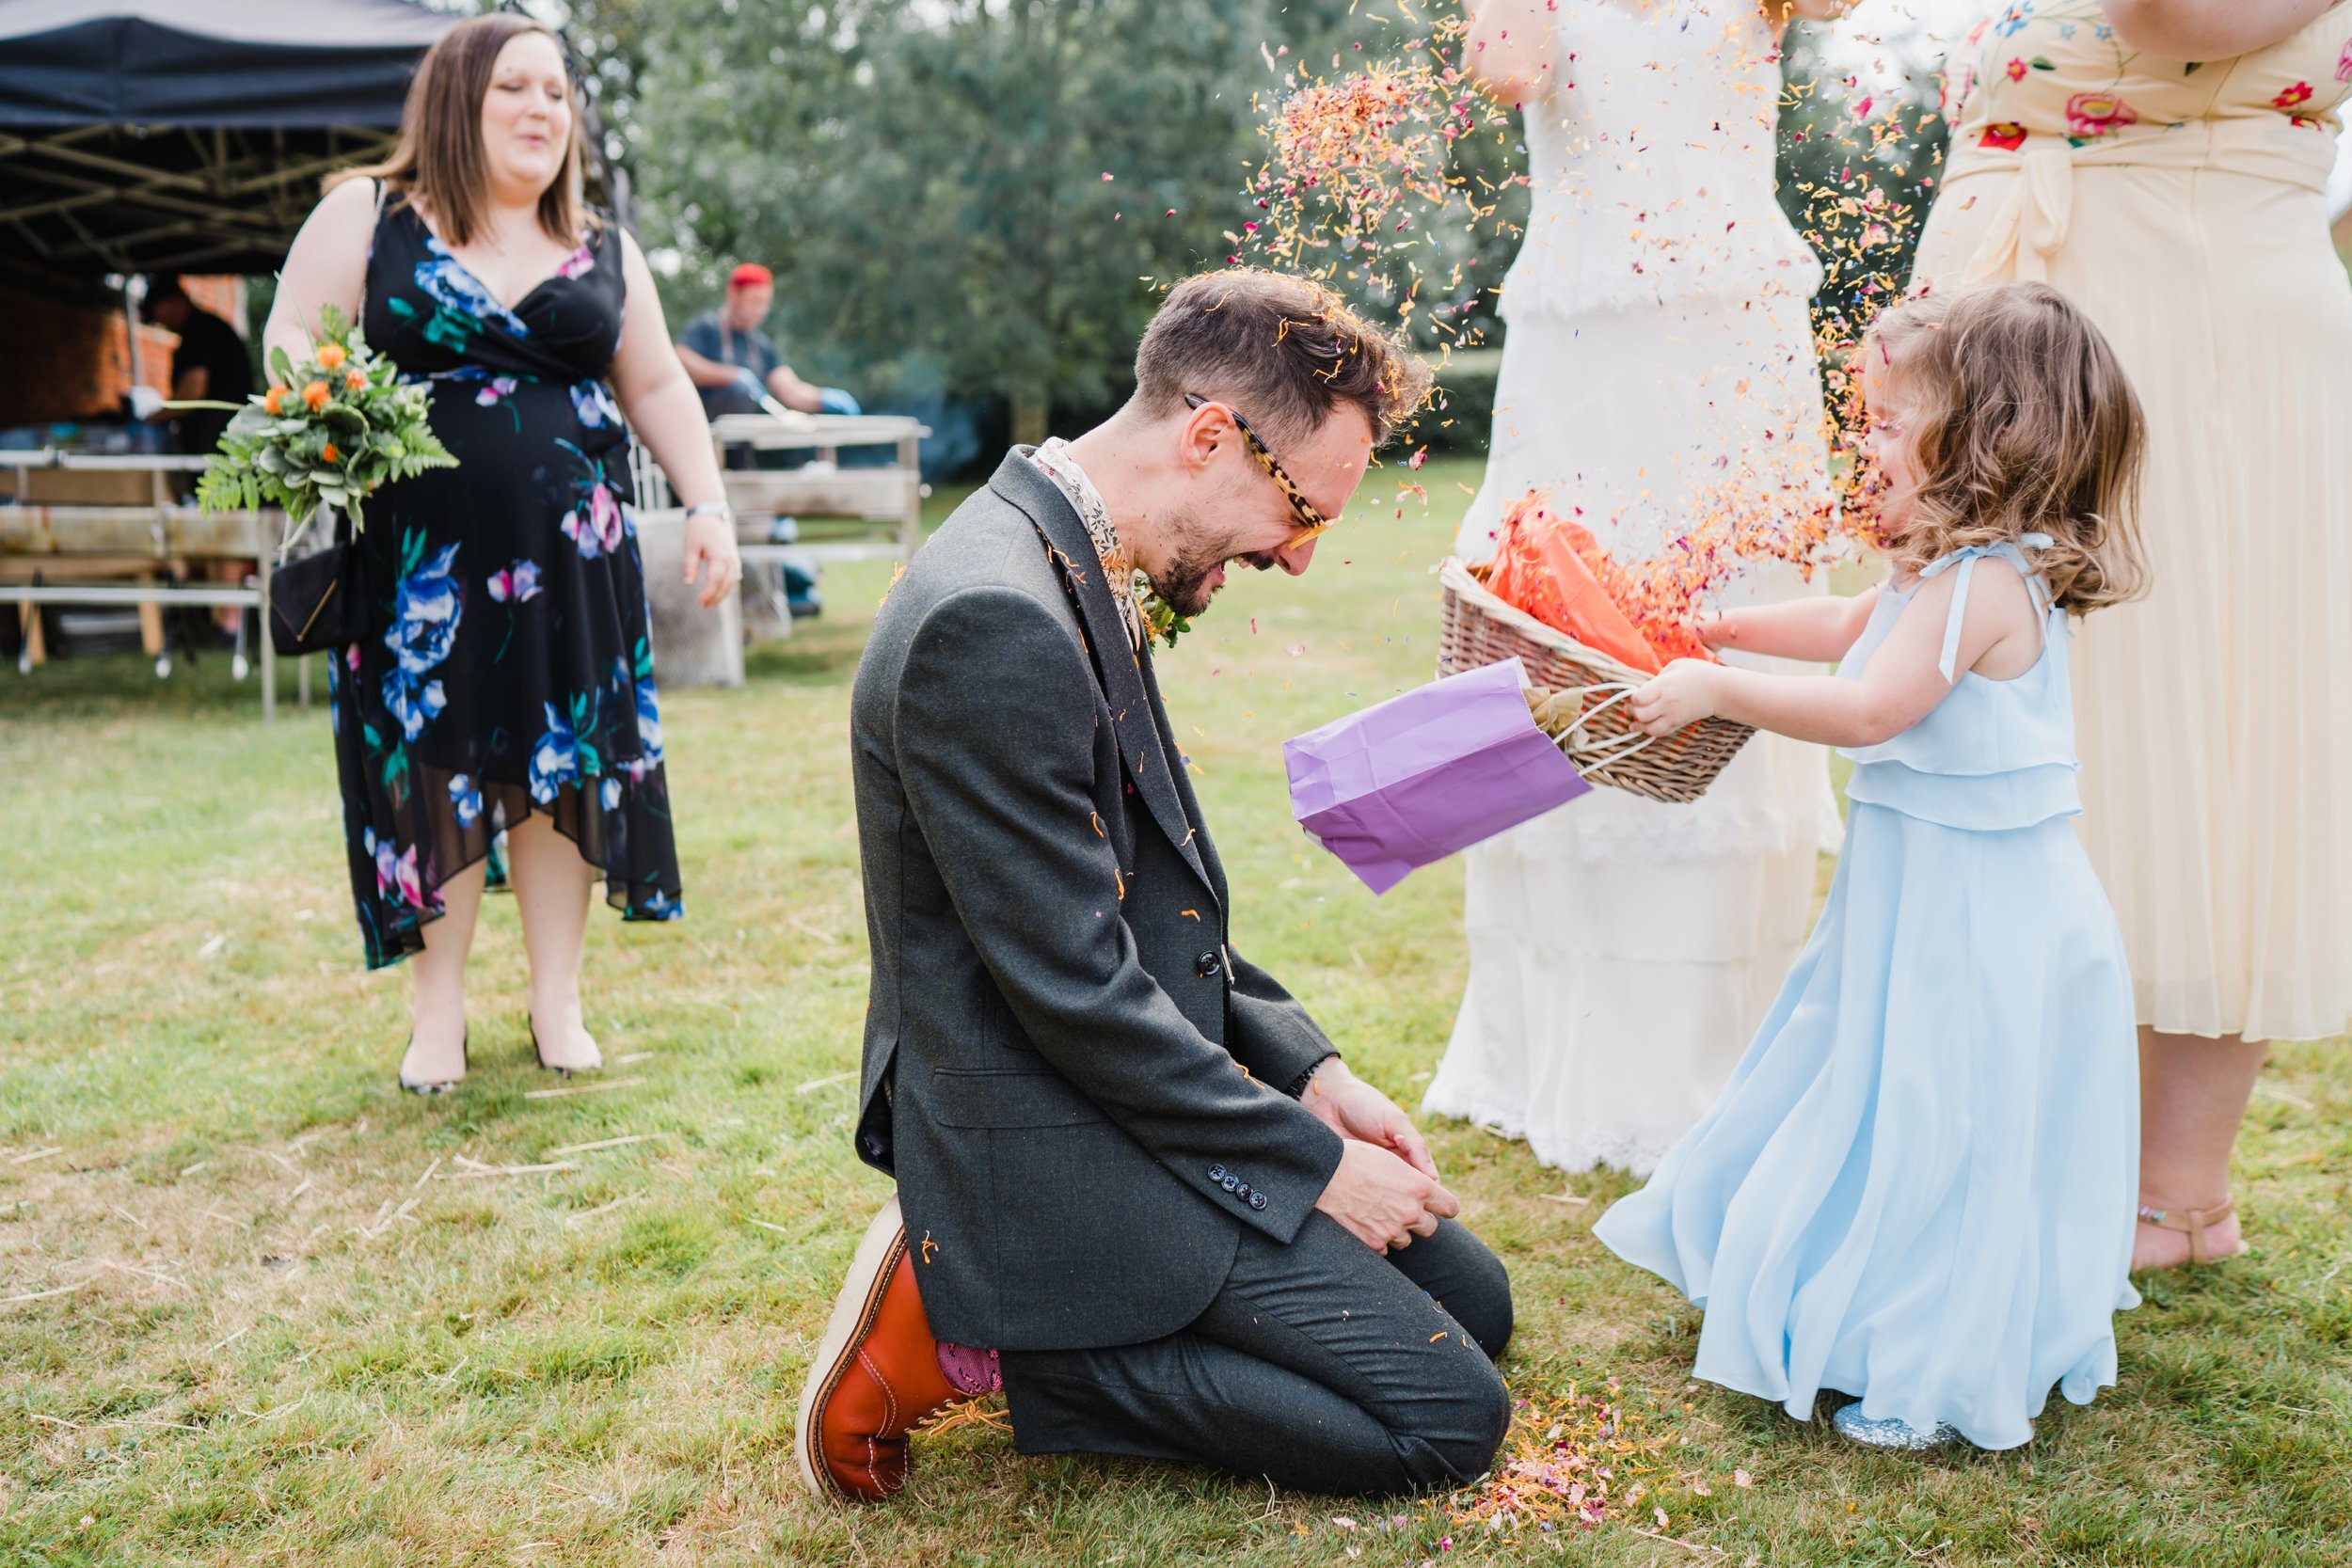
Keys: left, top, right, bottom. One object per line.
{"left": 1027, "top": 436, "right": 1141, "bottom": 650}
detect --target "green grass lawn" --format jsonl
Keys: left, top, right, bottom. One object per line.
{"left": 2, "top": 457, "right": 2347, "bottom": 1566}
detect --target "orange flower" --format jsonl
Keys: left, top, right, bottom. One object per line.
{"left": 315, "top": 342, "right": 347, "bottom": 371}
{"left": 320, "top": 441, "right": 341, "bottom": 464}
{"left": 344, "top": 366, "right": 367, "bottom": 390}
{"left": 302, "top": 380, "right": 330, "bottom": 412}
{"left": 262, "top": 385, "right": 287, "bottom": 415}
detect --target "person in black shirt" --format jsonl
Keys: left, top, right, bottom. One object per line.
{"left": 142, "top": 278, "right": 254, "bottom": 457}
{"left": 142, "top": 278, "right": 257, "bottom": 635}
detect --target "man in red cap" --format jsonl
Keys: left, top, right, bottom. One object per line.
{"left": 675, "top": 262, "right": 865, "bottom": 618}
{"left": 674, "top": 261, "right": 845, "bottom": 420}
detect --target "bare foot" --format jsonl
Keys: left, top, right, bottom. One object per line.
{"left": 2131, "top": 1211, "right": 2246, "bottom": 1272}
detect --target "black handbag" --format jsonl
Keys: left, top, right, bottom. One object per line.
{"left": 267, "top": 511, "right": 363, "bottom": 657}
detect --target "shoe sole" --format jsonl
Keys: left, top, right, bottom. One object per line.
{"left": 794, "top": 1192, "right": 908, "bottom": 1500}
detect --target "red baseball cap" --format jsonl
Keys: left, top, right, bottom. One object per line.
{"left": 728, "top": 262, "right": 773, "bottom": 290}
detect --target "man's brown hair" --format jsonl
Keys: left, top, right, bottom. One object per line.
{"left": 1135, "top": 270, "right": 1430, "bottom": 451}
{"left": 328, "top": 14, "right": 589, "bottom": 248}
{"left": 1868, "top": 281, "right": 2149, "bottom": 614}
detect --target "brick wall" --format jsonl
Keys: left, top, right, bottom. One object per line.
{"left": 0, "top": 275, "right": 249, "bottom": 434}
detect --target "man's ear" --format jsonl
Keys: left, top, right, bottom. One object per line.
{"left": 1175, "top": 398, "right": 1234, "bottom": 474}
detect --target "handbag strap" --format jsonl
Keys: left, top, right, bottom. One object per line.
{"left": 357, "top": 177, "right": 387, "bottom": 334}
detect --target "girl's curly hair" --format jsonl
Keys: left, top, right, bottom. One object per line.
{"left": 1868, "top": 281, "right": 2149, "bottom": 613}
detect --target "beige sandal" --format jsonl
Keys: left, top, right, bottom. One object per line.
{"left": 2136, "top": 1196, "right": 2236, "bottom": 1266}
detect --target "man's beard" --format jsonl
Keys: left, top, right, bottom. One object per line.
{"left": 1143, "top": 508, "right": 1252, "bottom": 620}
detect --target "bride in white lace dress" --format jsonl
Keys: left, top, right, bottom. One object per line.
{"left": 1426, "top": 0, "right": 1845, "bottom": 1175}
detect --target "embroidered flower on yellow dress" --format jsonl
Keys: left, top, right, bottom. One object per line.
{"left": 1980, "top": 121, "right": 2029, "bottom": 151}
{"left": 2273, "top": 81, "right": 2315, "bottom": 110}
{"left": 2065, "top": 91, "right": 2137, "bottom": 141}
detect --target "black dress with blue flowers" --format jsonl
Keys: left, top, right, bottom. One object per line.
{"left": 331, "top": 198, "right": 680, "bottom": 968}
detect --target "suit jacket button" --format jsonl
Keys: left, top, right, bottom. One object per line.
{"left": 1220, "top": 1175, "right": 1239, "bottom": 1193}
{"left": 1195, "top": 950, "right": 1222, "bottom": 979}
{"left": 1207, "top": 1164, "right": 1227, "bottom": 1182}
{"left": 1249, "top": 1192, "right": 1268, "bottom": 1212}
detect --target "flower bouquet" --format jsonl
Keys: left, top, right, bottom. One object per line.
{"left": 192, "top": 304, "right": 454, "bottom": 547}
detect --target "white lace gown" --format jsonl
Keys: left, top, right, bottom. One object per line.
{"left": 1425, "top": 0, "right": 1840, "bottom": 1176}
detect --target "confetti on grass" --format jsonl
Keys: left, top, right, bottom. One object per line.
{"left": 1446, "top": 1385, "right": 1736, "bottom": 1540}
{"left": 1298, "top": 1383, "right": 1753, "bottom": 1553}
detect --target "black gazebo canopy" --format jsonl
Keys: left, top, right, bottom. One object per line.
{"left": 0, "top": 0, "right": 459, "bottom": 278}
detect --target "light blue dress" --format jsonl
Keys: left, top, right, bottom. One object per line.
{"left": 1592, "top": 541, "right": 2140, "bottom": 1450}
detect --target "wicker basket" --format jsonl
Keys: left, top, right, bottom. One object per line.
{"left": 1437, "top": 559, "right": 1753, "bottom": 804}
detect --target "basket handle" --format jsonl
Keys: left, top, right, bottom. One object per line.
{"left": 1533, "top": 681, "right": 1665, "bottom": 776}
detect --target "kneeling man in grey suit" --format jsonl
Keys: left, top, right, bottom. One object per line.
{"left": 796, "top": 270, "right": 1514, "bottom": 1501}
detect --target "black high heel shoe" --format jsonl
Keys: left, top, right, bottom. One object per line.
{"left": 530, "top": 1021, "right": 602, "bottom": 1081}
{"left": 399, "top": 1029, "right": 469, "bottom": 1095}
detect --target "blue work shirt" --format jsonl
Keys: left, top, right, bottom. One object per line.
{"left": 678, "top": 309, "right": 785, "bottom": 420}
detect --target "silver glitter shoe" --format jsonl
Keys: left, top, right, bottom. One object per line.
{"left": 1832, "top": 1402, "right": 1961, "bottom": 1451}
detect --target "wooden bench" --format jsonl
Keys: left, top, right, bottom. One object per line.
{"left": 1, "top": 451, "right": 297, "bottom": 718}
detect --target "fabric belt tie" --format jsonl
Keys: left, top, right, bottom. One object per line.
{"left": 1948, "top": 130, "right": 2331, "bottom": 287}
{"left": 1964, "top": 147, "right": 2073, "bottom": 285}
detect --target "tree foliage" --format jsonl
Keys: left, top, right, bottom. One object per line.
{"left": 545, "top": 2, "right": 1935, "bottom": 459}
{"left": 1774, "top": 17, "right": 1951, "bottom": 357}
{"left": 574, "top": 0, "right": 1378, "bottom": 443}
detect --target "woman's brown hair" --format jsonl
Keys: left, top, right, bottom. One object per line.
{"left": 1867, "top": 281, "right": 2149, "bottom": 614}
{"left": 327, "top": 14, "right": 589, "bottom": 247}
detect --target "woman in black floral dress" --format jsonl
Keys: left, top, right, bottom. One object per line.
{"left": 265, "top": 15, "right": 739, "bottom": 1090}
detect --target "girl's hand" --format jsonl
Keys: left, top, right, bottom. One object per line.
{"left": 1695, "top": 612, "right": 1736, "bottom": 648}
{"left": 1628, "top": 659, "right": 1723, "bottom": 736}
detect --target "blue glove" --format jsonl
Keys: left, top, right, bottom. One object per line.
{"left": 735, "top": 367, "right": 767, "bottom": 399}
{"left": 818, "top": 387, "right": 862, "bottom": 417}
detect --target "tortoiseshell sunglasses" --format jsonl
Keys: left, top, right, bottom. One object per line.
{"left": 1184, "top": 392, "right": 1330, "bottom": 544}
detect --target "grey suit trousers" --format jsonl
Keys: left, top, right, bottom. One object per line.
{"left": 998, "top": 1215, "right": 1513, "bottom": 1496}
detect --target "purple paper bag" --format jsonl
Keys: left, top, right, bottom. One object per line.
{"left": 1283, "top": 658, "right": 1590, "bottom": 895}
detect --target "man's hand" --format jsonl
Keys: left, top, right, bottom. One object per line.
{"left": 1314, "top": 1139, "right": 1460, "bottom": 1252}
{"left": 1302, "top": 1056, "right": 1439, "bottom": 1181}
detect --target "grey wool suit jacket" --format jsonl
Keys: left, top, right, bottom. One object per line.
{"left": 850, "top": 451, "right": 1348, "bottom": 1353}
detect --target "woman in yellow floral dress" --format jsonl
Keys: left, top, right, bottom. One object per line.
{"left": 1909, "top": 0, "right": 2352, "bottom": 1270}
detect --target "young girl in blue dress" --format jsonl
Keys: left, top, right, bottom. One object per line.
{"left": 1592, "top": 281, "right": 2151, "bottom": 1451}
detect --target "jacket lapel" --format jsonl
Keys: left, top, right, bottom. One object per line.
{"left": 987, "top": 451, "right": 1215, "bottom": 895}
{"left": 1138, "top": 648, "right": 1231, "bottom": 912}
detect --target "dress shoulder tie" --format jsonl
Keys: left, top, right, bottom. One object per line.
{"left": 1916, "top": 534, "right": 2054, "bottom": 682}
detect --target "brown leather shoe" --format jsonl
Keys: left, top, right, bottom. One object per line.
{"left": 794, "top": 1193, "right": 965, "bottom": 1500}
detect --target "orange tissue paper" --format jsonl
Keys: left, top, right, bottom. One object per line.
{"left": 1486, "top": 496, "right": 1665, "bottom": 673}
